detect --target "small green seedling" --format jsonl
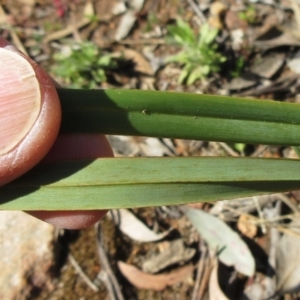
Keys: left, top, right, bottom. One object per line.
{"left": 51, "top": 41, "right": 118, "bottom": 89}
{"left": 239, "top": 5, "right": 257, "bottom": 24}
{"left": 166, "top": 19, "right": 226, "bottom": 85}
{"left": 230, "top": 56, "right": 245, "bottom": 78}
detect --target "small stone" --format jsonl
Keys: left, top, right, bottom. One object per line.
{"left": 0, "top": 211, "right": 56, "bottom": 300}
{"left": 251, "top": 54, "right": 285, "bottom": 78}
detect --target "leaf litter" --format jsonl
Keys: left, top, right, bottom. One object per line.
{"left": 110, "top": 209, "right": 172, "bottom": 242}
{"left": 118, "top": 261, "right": 194, "bottom": 291}
{"left": 183, "top": 207, "right": 255, "bottom": 277}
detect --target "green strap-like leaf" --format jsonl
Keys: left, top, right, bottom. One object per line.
{"left": 58, "top": 88, "right": 300, "bottom": 146}
{"left": 1, "top": 157, "right": 300, "bottom": 210}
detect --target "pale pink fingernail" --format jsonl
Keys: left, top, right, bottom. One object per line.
{"left": 0, "top": 48, "right": 41, "bottom": 155}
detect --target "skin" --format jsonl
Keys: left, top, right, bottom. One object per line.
{"left": 0, "top": 37, "right": 112, "bottom": 229}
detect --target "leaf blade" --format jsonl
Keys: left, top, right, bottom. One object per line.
{"left": 58, "top": 88, "right": 300, "bottom": 146}
{"left": 1, "top": 157, "right": 300, "bottom": 210}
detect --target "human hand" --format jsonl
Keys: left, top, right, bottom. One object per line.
{"left": 0, "top": 37, "right": 113, "bottom": 229}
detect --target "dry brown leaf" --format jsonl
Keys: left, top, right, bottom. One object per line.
{"left": 121, "top": 48, "right": 154, "bottom": 76}
{"left": 118, "top": 261, "right": 194, "bottom": 291}
{"left": 208, "top": 1, "right": 227, "bottom": 29}
{"left": 187, "top": 203, "right": 206, "bottom": 210}
{"left": 254, "top": 32, "right": 300, "bottom": 48}
{"left": 237, "top": 214, "right": 257, "bottom": 239}
{"left": 224, "top": 10, "right": 248, "bottom": 31}
{"left": 114, "top": 48, "right": 155, "bottom": 89}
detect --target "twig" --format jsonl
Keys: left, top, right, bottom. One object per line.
{"left": 251, "top": 145, "right": 268, "bottom": 157}
{"left": 220, "top": 203, "right": 300, "bottom": 231}
{"left": 69, "top": 253, "right": 99, "bottom": 292}
{"left": 254, "top": 212, "right": 300, "bottom": 224}
{"left": 191, "top": 241, "right": 207, "bottom": 300}
{"left": 217, "top": 142, "right": 239, "bottom": 157}
{"left": 186, "top": 0, "right": 206, "bottom": 24}
{"left": 253, "top": 196, "right": 267, "bottom": 234}
{"left": 276, "top": 193, "right": 299, "bottom": 213}
{"left": 268, "top": 200, "right": 281, "bottom": 269}
{"left": 197, "top": 251, "right": 212, "bottom": 298}
{"left": 96, "top": 223, "right": 125, "bottom": 300}
{"left": 117, "top": 38, "right": 165, "bottom": 45}
{"left": 264, "top": 200, "right": 281, "bottom": 299}
{"left": 95, "top": 270, "right": 115, "bottom": 298}
{"left": 276, "top": 226, "right": 300, "bottom": 238}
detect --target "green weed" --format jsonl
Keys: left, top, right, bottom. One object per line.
{"left": 239, "top": 5, "right": 257, "bottom": 24}
{"left": 230, "top": 56, "right": 245, "bottom": 78}
{"left": 51, "top": 42, "right": 118, "bottom": 89}
{"left": 166, "top": 19, "right": 226, "bottom": 85}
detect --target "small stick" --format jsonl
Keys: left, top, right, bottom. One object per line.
{"left": 276, "top": 193, "right": 299, "bottom": 213}
{"left": 69, "top": 253, "right": 99, "bottom": 292}
{"left": 197, "top": 251, "right": 212, "bottom": 298}
{"left": 186, "top": 0, "right": 206, "bottom": 24}
{"left": 117, "top": 38, "right": 165, "bottom": 45}
{"left": 191, "top": 241, "right": 207, "bottom": 300}
{"left": 251, "top": 145, "right": 268, "bottom": 157}
{"left": 253, "top": 196, "right": 267, "bottom": 234}
{"left": 217, "top": 142, "right": 239, "bottom": 157}
{"left": 96, "top": 223, "right": 125, "bottom": 300}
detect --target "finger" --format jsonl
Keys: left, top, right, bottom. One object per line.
{"left": 28, "top": 210, "right": 108, "bottom": 229}
{"left": 0, "top": 37, "right": 61, "bottom": 186}
{"left": 27, "top": 134, "right": 114, "bottom": 229}
{"left": 0, "top": 37, "right": 114, "bottom": 229}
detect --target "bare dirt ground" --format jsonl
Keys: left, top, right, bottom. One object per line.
{"left": 3, "top": 0, "right": 300, "bottom": 299}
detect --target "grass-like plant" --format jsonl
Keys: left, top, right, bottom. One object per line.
{"left": 51, "top": 41, "right": 118, "bottom": 89}
{"left": 166, "top": 20, "right": 226, "bottom": 85}
{"left": 2, "top": 88, "right": 300, "bottom": 211}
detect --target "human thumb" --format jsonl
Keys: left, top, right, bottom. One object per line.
{"left": 0, "top": 38, "right": 61, "bottom": 186}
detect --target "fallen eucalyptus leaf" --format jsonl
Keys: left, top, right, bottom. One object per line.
{"left": 114, "top": 0, "right": 145, "bottom": 41}
{"left": 118, "top": 261, "right": 194, "bottom": 291}
{"left": 110, "top": 209, "right": 171, "bottom": 242}
{"left": 183, "top": 207, "right": 255, "bottom": 276}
